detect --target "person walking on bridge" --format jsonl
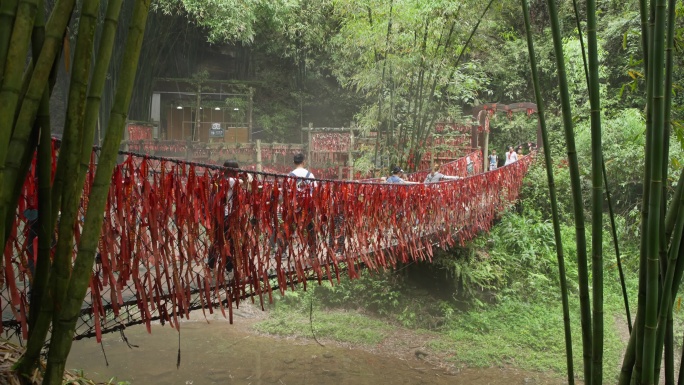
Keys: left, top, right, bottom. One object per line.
{"left": 510, "top": 148, "right": 519, "bottom": 164}
{"left": 208, "top": 160, "right": 240, "bottom": 274}
{"left": 288, "top": 153, "right": 317, "bottom": 261}
{"left": 424, "top": 164, "right": 461, "bottom": 183}
{"left": 489, "top": 150, "right": 498, "bottom": 170}
{"left": 386, "top": 166, "right": 418, "bottom": 184}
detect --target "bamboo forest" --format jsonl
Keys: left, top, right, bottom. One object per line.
{"left": 1, "top": 0, "right": 684, "bottom": 384}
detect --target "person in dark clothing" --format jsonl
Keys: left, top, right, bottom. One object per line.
{"left": 208, "top": 160, "right": 239, "bottom": 273}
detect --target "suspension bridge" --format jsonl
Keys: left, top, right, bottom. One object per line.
{"left": 1, "top": 140, "right": 533, "bottom": 343}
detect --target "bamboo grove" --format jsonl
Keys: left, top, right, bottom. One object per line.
{"left": 0, "top": 0, "right": 151, "bottom": 383}
{"left": 520, "top": 0, "right": 684, "bottom": 383}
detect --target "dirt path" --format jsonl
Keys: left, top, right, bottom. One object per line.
{"left": 613, "top": 313, "right": 681, "bottom": 383}
{"left": 231, "top": 303, "right": 571, "bottom": 384}
{"left": 67, "top": 302, "right": 571, "bottom": 384}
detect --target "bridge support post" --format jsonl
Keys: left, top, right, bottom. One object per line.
{"left": 307, "top": 122, "right": 313, "bottom": 164}
{"left": 348, "top": 130, "right": 354, "bottom": 180}
{"left": 482, "top": 131, "right": 489, "bottom": 171}
{"left": 478, "top": 110, "right": 489, "bottom": 171}
{"left": 256, "top": 139, "right": 263, "bottom": 172}
{"left": 537, "top": 119, "right": 542, "bottom": 150}
{"left": 470, "top": 124, "right": 478, "bottom": 151}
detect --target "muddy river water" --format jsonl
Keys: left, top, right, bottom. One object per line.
{"left": 66, "top": 306, "right": 570, "bottom": 385}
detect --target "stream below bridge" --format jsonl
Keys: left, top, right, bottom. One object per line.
{"left": 66, "top": 304, "right": 570, "bottom": 385}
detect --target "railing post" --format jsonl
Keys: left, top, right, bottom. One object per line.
{"left": 256, "top": 139, "right": 263, "bottom": 172}
{"left": 307, "top": 123, "right": 313, "bottom": 164}
{"left": 348, "top": 130, "right": 354, "bottom": 180}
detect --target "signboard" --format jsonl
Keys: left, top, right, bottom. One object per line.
{"left": 210, "top": 123, "right": 224, "bottom": 138}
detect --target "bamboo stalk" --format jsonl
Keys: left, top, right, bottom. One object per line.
{"left": 585, "top": 0, "right": 605, "bottom": 381}
{"left": 408, "top": 17, "right": 429, "bottom": 154}
{"left": 662, "top": 0, "right": 678, "bottom": 244}
{"left": 414, "top": 0, "right": 492, "bottom": 168}
{"left": 416, "top": 20, "right": 458, "bottom": 165}
{"left": 43, "top": 1, "right": 151, "bottom": 383}
{"left": 0, "top": 0, "right": 38, "bottom": 267}
{"left": 0, "top": 0, "right": 75, "bottom": 215}
{"left": 544, "top": 0, "right": 593, "bottom": 380}
{"left": 0, "top": 0, "right": 36, "bottom": 154}
{"left": 371, "top": 2, "right": 390, "bottom": 172}
{"left": 619, "top": 316, "right": 638, "bottom": 385}
{"left": 665, "top": 173, "right": 684, "bottom": 243}
{"left": 50, "top": 0, "right": 101, "bottom": 321}
{"left": 0, "top": 0, "right": 19, "bottom": 83}
{"left": 9, "top": 0, "right": 79, "bottom": 377}
{"left": 79, "top": 0, "right": 123, "bottom": 171}
{"left": 642, "top": 0, "right": 668, "bottom": 381}
{"left": 634, "top": 6, "right": 655, "bottom": 383}
{"left": 652, "top": 174, "right": 684, "bottom": 385}
{"left": 652, "top": 0, "right": 678, "bottom": 381}
{"left": 520, "top": 0, "right": 574, "bottom": 383}
{"left": 26, "top": 0, "right": 48, "bottom": 338}
{"left": 19, "top": 0, "right": 124, "bottom": 376}
{"left": 677, "top": 243, "right": 684, "bottom": 385}
{"left": 664, "top": 313, "right": 673, "bottom": 385}
{"left": 571, "top": 0, "right": 632, "bottom": 341}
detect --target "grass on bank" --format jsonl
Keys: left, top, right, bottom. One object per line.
{"left": 254, "top": 299, "right": 389, "bottom": 345}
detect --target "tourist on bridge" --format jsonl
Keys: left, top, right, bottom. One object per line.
{"left": 208, "top": 160, "right": 240, "bottom": 273}
{"left": 424, "top": 164, "right": 461, "bottom": 183}
{"left": 504, "top": 146, "right": 518, "bottom": 166}
{"left": 489, "top": 150, "right": 498, "bottom": 171}
{"left": 289, "top": 153, "right": 317, "bottom": 259}
{"left": 386, "top": 166, "right": 418, "bottom": 184}
{"left": 510, "top": 148, "right": 519, "bottom": 163}
{"left": 289, "top": 153, "right": 317, "bottom": 188}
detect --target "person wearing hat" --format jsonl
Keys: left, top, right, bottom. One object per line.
{"left": 386, "top": 166, "right": 418, "bottom": 184}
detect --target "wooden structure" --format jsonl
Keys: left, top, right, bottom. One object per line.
{"left": 149, "top": 78, "right": 254, "bottom": 144}
{"left": 472, "top": 102, "right": 541, "bottom": 171}
{"left": 302, "top": 125, "right": 358, "bottom": 179}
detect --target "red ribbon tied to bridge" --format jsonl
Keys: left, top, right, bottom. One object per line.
{"left": 2, "top": 144, "right": 533, "bottom": 341}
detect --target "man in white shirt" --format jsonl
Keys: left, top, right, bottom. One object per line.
{"left": 288, "top": 153, "right": 317, "bottom": 259}
{"left": 289, "top": 153, "right": 317, "bottom": 190}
